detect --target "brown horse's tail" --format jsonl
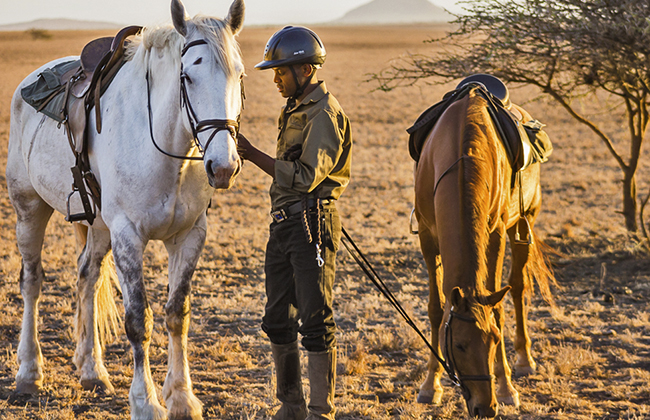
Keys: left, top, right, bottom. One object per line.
{"left": 524, "top": 234, "right": 558, "bottom": 306}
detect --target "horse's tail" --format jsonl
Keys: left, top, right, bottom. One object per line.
{"left": 96, "top": 250, "right": 122, "bottom": 345}
{"left": 524, "top": 234, "right": 557, "bottom": 306}
{"left": 73, "top": 224, "right": 122, "bottom": 346}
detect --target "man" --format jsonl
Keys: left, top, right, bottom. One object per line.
{"left": 237, "top": 26, "right": 352, "bottom": 420}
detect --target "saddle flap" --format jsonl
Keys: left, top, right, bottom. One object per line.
{"left": 67, "top": 97, "right": 87, "bottom": 154}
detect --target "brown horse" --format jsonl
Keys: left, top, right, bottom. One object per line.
{"left": 413, "top": 86, "right": 554, "bottom": 417}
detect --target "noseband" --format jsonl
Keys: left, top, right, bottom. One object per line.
{"left": 146, "top": 38, "right": 244, "bottom": 161}
{"left": 444, "top": 308, "right": 495, "bottom": 400}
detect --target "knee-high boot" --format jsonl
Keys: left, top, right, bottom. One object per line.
{"left": 306, "top": 348, "right": 336, "bottom": 420}
{"left": 271, "top": 341, "right": 307, "bottom": 420}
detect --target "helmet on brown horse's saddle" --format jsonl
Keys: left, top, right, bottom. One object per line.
{"left": 254, "top": 26, "right": 326, "bottom": 70}
{"left": 456, "top": 73, "right": 511, "bottom": 109}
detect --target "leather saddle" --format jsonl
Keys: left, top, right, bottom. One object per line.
{"left": 20, "top": 25, "right": 142, "bottom": 224}
{"left": 407, "top": 74, "right": 552, "bottom": 176}
{"left": 62, "top": 25, "right": 142, "bottom": 154}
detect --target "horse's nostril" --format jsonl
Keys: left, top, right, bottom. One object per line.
{"left": 205, "top": 160, "right": 214, "bottom": 177}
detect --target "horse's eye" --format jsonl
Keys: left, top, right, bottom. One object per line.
{"left": 193, "top": 57, "right": 203, "bottom": 65}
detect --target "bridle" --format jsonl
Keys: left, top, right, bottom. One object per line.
{"left": 146, "top": 38, "right": 244, "bottom": 161}
{"left": 444, "top": 308, "right": 496, "bottom": 401}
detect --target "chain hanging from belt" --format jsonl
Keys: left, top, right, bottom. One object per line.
{"left": 301, "top": 196, "right": 325, "bottom": 267}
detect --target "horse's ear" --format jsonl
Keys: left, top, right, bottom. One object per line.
{"left": 226, "top": 0, "right": 245, "bottom": 36}
{"left": 171, "top": 0, "right": 189, "bottom": 37}
{"left": 486, "top": 286, "right": 511, "bottom": 307}
{"left": 450, "top": 287, "right": 465, "bottom": 311}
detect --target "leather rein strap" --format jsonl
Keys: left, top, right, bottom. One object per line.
{"left": 147, "top": 39, "right": 242, "bottom": 161}
{"left": 340, "top": 227, "right": 461, "bottom": 387}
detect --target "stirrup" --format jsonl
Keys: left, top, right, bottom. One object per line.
{"left": 65, "top": 166, "right": 97, "bottom": 224}
{"left": 514, "top": 216, "right": 533, "bottom": 245}
{"left": 409, "top": 208, "right": 418, "bottom": 234}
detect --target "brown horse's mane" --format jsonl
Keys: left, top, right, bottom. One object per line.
{"left": 457, "top": 89, "right": 499, "bottom": 299}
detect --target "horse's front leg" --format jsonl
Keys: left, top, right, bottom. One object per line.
{"left": 486, "top": 223, "right": 519, "bottom": 407}
{"left": 161, "top": 219, "right": 206, "bottom": 420}
{"left": 416, "top": 230, "right": 445, "bottom": 405}
{"left": 112, "top": 226, "right": 167, "bottom": 420}
{"left": 74, "top": 226, "right": 117, "bottom": 393}
{"left": 11, "top": 191, "right": 53, "bottom": 394}
{"left": 507, "top": 226, "right": 536, "bottom": 376}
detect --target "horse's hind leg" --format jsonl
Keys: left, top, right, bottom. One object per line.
{"left": 416, "top": 230, "right": 445, "bottom": 405}
{"left": 486, "top": 223, "right": 519, "bottom": 407}
{"left": 74, "top": 226, "right": 118, "bottom": 393}
{"left": 507, "top": 225, "right": 536, "bottom": 376}
{"left": 162, "top": 218, "right": 207, "bottom": 420}
{"left": 7, "top": 182, "right": 54, "bottom": 394}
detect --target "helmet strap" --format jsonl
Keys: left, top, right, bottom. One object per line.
{"left": 287, "top": 65, "right": 313, "bottom": 109}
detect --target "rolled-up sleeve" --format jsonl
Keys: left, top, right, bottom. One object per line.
{"left": 275, "top": 109, "right": 343, "bottom": 193}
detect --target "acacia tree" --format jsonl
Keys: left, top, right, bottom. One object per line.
{"left": 372, "top": 0, "right": 650, "bottom": 232}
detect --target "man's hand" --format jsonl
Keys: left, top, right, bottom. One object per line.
{"left": 237, "top": 133, "right": 253, "bottom": 160}
{"left": 236, "top": 132, "right": 276, "bottom": 178}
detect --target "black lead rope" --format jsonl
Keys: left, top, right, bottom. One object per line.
{"left": 340, "top": 227, "right": 461, "bottom": 387}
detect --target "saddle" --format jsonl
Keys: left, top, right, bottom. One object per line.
{"left": 20, "top": 25, "right": 142, "bottom": 224}
{"left": 406, "top": 74, "right": 553, "bottom": 176}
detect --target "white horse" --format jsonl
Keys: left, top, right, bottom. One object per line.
{"left": 6, "top": 0, "right": 245, "bottom": 418}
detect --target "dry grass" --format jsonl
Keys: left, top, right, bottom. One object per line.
{"left": 1, "top": 24, "right": 650, "bottom": 419}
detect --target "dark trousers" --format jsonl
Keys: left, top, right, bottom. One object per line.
{"left": 262, "top": 203, "right": 341, "bottom": 352}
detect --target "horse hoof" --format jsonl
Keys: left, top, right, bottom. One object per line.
{"left": 497, "top": 390, "right": 520, "bottom": 408}
{"left": 514, "top": 365, "right": 536, "bottom": 377}
{"left": 417, "top": 390, "right": 433, "bottom": 404}
{"left": 81, "top": 377, "right": 115, "bottom": 394}
{"left": 169, "top": 415, "right": 202, "bottom": 420}
{"left": 15, "top": 381, "right": 42, "bottom": 395}
{"left": 417, "top": 389, "right": 442, "bottom": 405}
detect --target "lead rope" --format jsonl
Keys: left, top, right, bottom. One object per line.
{"left": 340, "top": 227, "right": 460, "bottom": 386}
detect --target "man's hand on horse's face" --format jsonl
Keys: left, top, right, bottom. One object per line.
{"left": 236, "top": 133, "right": 252, "bottom": 160}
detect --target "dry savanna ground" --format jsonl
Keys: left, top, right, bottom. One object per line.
{"left": 0, "top": 23, "right": 649, "bottom": 420}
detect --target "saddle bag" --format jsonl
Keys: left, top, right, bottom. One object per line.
{"left": 523, "top": 120, "right": 553, "bottom": 164}
{"left": 20, "top": 60, "right": 81, "bottom": 122}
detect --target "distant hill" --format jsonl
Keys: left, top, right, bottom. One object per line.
{"left": 332, "top": 0, "right": 453, "bottom": 25}
{"left": 0, "top": 18, "right": 122, "bottom": 31}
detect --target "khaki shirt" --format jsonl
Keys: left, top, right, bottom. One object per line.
{"left": 271, "top": 81, "right": 352, "bottom": 210}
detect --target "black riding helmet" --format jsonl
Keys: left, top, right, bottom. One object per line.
{"left": 255, "top": 26, "right": 326, "bottom": 70}
{"left": 256, "top": 26, "right": 327, "bottom": 105}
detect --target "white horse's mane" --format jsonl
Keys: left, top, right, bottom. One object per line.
{"left": 125, "top": 15, "right": 241, "bottom": 76}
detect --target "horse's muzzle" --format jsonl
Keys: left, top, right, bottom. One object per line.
{"left": 467, "top": 399, "right": 498, "bottom": 419}
{"left": 206, "top": 157, "right": 241, "bottom": 189}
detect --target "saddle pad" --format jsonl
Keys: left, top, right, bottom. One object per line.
{"left": 21, "top": 59, "right": 81, "bottom": 122}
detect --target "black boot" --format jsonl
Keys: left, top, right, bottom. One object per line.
{"left": 306, "top": 348, "right": 336, "bottom": 420}
{"left": 271, "top": 341, "right": 307, "bottom": 420}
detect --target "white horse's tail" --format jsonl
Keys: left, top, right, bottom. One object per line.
{"left": 96, "top": 251, "right": 122, "bottom": 344}
{"left": 74, "top": 224, "right": 122, "bottom": 346}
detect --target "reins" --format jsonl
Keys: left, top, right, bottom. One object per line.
{"left": 340, "top": 227, "right": 462, "bottom": 388}
{"left": 146, "top": 38, "right": 243, "bottom": 161}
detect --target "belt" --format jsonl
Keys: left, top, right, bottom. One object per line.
{"left": 270, "top": 198, "right": 333, "bottom": 223}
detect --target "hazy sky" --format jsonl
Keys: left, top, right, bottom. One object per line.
{"left": 0, "top": 0, "right": 464, "bottom": 26}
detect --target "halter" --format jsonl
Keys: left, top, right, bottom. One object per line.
{"left": 147, "top": 38, "right": 244, "bottom": 161}
{"left": 444, "top": 308, "right": 496, "bottom": 400}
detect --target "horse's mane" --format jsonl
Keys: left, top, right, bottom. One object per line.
{"left": 458, "top": 89, "right": 496, "bottom": 297}
{"left": 125, "top": 15, "right": 240, "bottom": 76}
